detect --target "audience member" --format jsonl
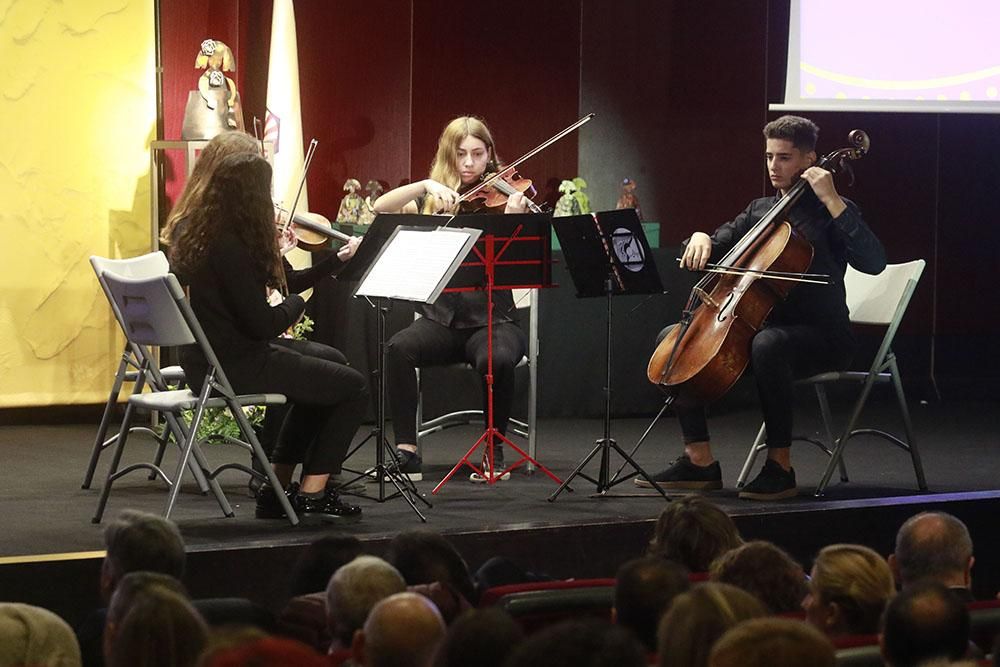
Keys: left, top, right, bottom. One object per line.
{"left": 287, "top": 534, "right": 364, "bottom": 597}
{"left": 103, "top": 572, "right": 207, "bottom": 667}
{"left": 327, "top": 556, "right": 407, "bottom": 654}
{"left": 350, "top": 592, "right": 445, "bottom": 667}
{"left": 709, "top": 540, "right": 807, "bottom": 614}
{"left": 613, "top": 556, "right": 690, "bottom": 652}
{"left": 657, "top": 582, "right": 766, "bottom": 667}
{"left": 880, "top": 580, "right": 970, "bottom": 667}
{"left": 0, "top": 602, "right": 82, "bottom": 667}
{"left": 385, "top": 530, "right": 477, "bottom": 607}
{"left": 804, "top": 543, "right": 895, "bottom": 637}
{"left": 201, "top": 636, "right": 330, "bottom": 667}
{"left": 647, "top": 496, "right": 743, "bottom": 573}
{"left": 709, "top": 617, "right": 835, "bottom": 667}
{"left": 889, "top": 512, "right": 975, "bottom": 601}
{"left": 76, "top": 510, "right": 187, "bottom": 667}
{"left": 503, "top": 618, "right": 646, "bottom": 667}
{"left": 433, "top": 608, "right": 524, "bottom": 667}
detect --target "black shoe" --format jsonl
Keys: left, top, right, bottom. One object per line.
{"left": 738, "top": 459, "right": 797, "bottom": 500}
{"left": 470, "top": 446, "right": 510, "bottom": 483}
{"left": 293, "top": 489, "right": 363, "bottom": 521}
{"left": 254, "top": 481, "right": 298, "bottom": 519}
{"left": 391, "top": 448, "right": 423, "bottom": 482}
{"left": 634, "top": 455, "right": 723, "bottom": 490}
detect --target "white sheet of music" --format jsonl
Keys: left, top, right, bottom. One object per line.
{"left": 355, "top": 227, "right": 477, "bottom": 303}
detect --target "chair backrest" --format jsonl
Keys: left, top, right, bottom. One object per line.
{"left": 91, "top": 252, "right": 172, "bottom": 337}
{"left": 102, "top": 271, "right": 196, "bottom": 348}
{"left": 845, "top": 260, "right": 925, "bottom": 326}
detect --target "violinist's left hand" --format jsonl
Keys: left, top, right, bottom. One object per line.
{"left": 337, "top": 235, "right": 362, "bottom": 262}
{"left": 801, "top": 166, "right": 847, "bottom": 218}
{"left": 504, "top": 192, "right": 530, "bottom": 214}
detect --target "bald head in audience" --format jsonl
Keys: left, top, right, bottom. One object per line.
{"left": 351, "top": 592, "right": 445, "bottom": 667}
{"left": 326, "top": 556, "right": 407, "bottom": 651}
{"left": 889, "top": 512, "right": 974, "bottom": 593}
{"left": 880, "top": 581, "right": 970, "bottom": 667}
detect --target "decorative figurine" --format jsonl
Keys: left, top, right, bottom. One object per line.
{"left": 553, "top": 180, "right": 582, "bottom": 217}
{"left": 181, "top": 39, "right": 245, "bottom": 140}
{"left": 572, "top": 176, "right": 591, "bottom": 214}
{"left": 337, "top": 179, "right": 364, "bottom": 224}
{"left": 358, "top": 179, "right": 384, "bottom": 225}
{"left": 616, "top": 177, "right": 641, "bottom": 221}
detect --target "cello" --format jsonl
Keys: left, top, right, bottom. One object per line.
{"left": 647, "top": 129, "right": 870, "bottom": 408}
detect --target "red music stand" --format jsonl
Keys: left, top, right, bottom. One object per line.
{"left": 432, "top": 212, "right": 561, "bottom": 493}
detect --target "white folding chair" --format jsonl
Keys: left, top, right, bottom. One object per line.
{"left": 416, "top": 288, "right": 539, "bottom": 466}
{"left": 91, "top": 266, "right": 297, "bottom": 524}
{"left": 736, "top": 260, "right": 928, "bottom": 497}
{"left": 85, "top": 252, "right": 201, "bottom": 491}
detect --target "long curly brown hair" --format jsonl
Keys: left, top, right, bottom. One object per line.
{"left": 170, "top": 153, "right": 284, "bottom": 290}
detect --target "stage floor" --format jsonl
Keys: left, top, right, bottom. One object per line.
{"left": 2, "top": 392, "right": 995, "bottom": 560}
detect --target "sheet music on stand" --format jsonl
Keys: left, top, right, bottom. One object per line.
{"left": 354, "top": 226, "right": 481, "bottom": 303}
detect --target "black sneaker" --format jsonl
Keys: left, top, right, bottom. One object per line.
{"left": 254, "top": 481, "right": 298, "bottom": 519}
{"left": 738, "top": 459, "right": 797, "bottom": 500}
{"left": 634, "top": 454, "right": 723, "bottom": 490}
{"left": 293, "top": 489, "right": 363, "bottom": 521}
{"left": 470, "top": 445, "right": 511, "bottom": 483}
{"left": 392, "top": 448, "right": 423, "bottom": 482}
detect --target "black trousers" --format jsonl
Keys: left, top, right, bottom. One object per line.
{"left": 239, "top": 338, "right": 368, "bottom": 475}
{"left": 386, "top": 318, "right": 527, "bottom": 446}
{"left": 658, "top": 323, "right": 853, "bottom": 449}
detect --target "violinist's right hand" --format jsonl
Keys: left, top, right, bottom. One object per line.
{"left": 423, "top": 179, "right": 460, "bottom": 213}
{"left": 680, "top": 232, "right": 712, "bottom": 271}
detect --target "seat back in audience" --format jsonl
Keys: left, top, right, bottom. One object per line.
{"left": 482, "top": 579, "right": 616, "bottom": 634}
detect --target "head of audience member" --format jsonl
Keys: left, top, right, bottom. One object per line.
{"left": 647, "top": 496, "right": 743, "bottom": 574}
{"left": 326, "top": 555, "right": 407, "bottom": 651}
{"left": 613, "top": 556, "right": 691, "bottom": 652}
{"left": 0, "top": 602, "right": 81, "bottom": 667}
{"left": 385, "top": 530, "right": 477, "bottom": 606}
{"left": 503, "top": 618, "right": 646, "bottom": 667}
{"left": 103, "top": 571, "right": 207, "bottom": 667}
{"left": 889, "top": 512, "right": 974, "bottom": 591}
{"left": 709, "top": 617, "right": 835, "bottom": 667}
{"left": 657, "top": 582, "right": 767, "bottom": 667}
{"left": 100, "top": 510, "right": 186, "bottom": 604}
{"left": 290, "top": 534, "right": 364, "bottom": 597}
{"left": 433, "top": 608, "right": 523, "bottom": 667}
{"left": 201, "top": 636, "right": 330, "bottom": 667}
{"left": 709, "top": 540, "right": 807, "bottom": 614}
{"left": 880, "top": 580, "right": 970, "bottom": 667}
{"left": 804, "top": 543, "right": 895, "bottom": 637}
{"left": 351, "top": 592, "right": 445, "bottom": 667}
{"left": 161, "top": 129, "right": 260, "bottom": 246}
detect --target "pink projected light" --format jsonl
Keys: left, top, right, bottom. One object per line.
{"left": 799, "top": 0, "right": 1000, "bottom": 104}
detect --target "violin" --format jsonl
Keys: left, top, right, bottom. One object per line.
{"left": 647, "top": 130, "right": 871, "bottom": 408}
{"left": 456, "top": 114, "right": 595, "bottom": 214}
{"left": 461, "top": 167, "right": 543, "bottom": 213}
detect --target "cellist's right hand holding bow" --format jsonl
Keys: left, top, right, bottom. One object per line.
{"left": 423, "top": 179, "right": 460, "bottom": 213}
{"left": 680, "top": 232, "right": 712, "bottom": 271}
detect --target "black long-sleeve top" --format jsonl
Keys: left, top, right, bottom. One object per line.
{"left": 178, "top": 231, "right": 320, "bottom": 383}
{"left": 700, "top": 188, "right": 886, "bottom": 334}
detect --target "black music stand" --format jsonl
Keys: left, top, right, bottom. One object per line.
{"left": 548, "top": 209, "right": 670, "bottom": 500}
{"left": 431, "top": 211, "right": 562, "bottom": 493}
{"left": 337, "top": 214, "right": 478, "bottom": 520}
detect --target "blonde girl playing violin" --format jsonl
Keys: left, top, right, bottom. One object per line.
{"left": 372, "top": 116, "right": 529, "bottom": 482}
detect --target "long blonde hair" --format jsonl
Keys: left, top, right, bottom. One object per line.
{"left": 161, "top": 131, "right": 260, "bottom": 245}
{"left": 423, "top": 116, "right": 500, "bottom": 214}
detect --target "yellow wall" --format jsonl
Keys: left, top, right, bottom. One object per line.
{"left": 0, "top": 1, "right": 154, "bottom": 406}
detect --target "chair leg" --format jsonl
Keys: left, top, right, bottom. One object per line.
{"left": 814, "top": 385, "right": 849, "bottom": 483}
{"left": 816, "top": 374, "right": 877, "bottom": 496}
{"left": 230, "top": 402, "right": 298, "bottom": 525}
{"left": 889, "top": 358, "right": 927, "bottom": 490}
{"left": 736, "top": 423, "right": 768, "bottom": 487}
{"left": 162, "top": 413, "right": 212, "bottom": 494}
{"left": 83, "top": 359, "right": 129, "bottom": 489}
{"left": 164, "top": 388, "right": 214, "bottom": 520}
{"left": 92, "top": 402, "right": 137, "bottom": 524}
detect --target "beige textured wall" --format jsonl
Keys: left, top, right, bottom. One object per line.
{"left": 0, "top": 1, "right": 155, "bottom": 406}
